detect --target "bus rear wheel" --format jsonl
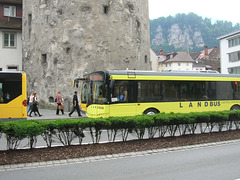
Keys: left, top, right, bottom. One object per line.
{"left": 230, "top": 105, "right": 240, "bottom": 110}
{"left": 144, "top": 108, "right": 159, "bottom": 115}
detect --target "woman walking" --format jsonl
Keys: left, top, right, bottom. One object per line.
{"left": 56, "top": 91, "right": 64, "bottom": 115}
{"left": 29, "top": 93, "right": 42, "bottom": 117}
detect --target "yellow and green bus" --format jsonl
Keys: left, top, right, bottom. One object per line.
{"left": 74, "top": 70, "right": 240, "bottom": 118}
{"left": 0, "top": 71, "right": 27, "bottom": 121}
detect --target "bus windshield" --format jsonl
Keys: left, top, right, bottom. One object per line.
{"left": 81, "top": 79, "right": 108, "bottom": 105}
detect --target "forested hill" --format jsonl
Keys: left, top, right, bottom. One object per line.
{"left": 150, "top": 13, "right": 240, "bottom": 53}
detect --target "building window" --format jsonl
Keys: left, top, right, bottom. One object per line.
{"left": 41, "top": 54, "right": 47, "bottom": 64}
{"left": 228, "top": 66, "right": 240, "bottom": 74}
{"left": 178, "top": 63, "right": 181, "bottom": 66}
{"left": 228, "top": 36, "right": 240, "bottom": 48}
{"left": 7, "top": 66, "right": 18, "bottom": 71}
{"left": 3, "top": 32, "right": 16, "bottom": 48}
{"left": 229, "top": 51, "right": 240, "bottom": 63}
{"left": 4, "top": 5, "right": 16, "bottom": 17}
{"left": 103, "top": 5, "right": 109, "bottom": 14}
{"left": 0, "top": 68, "right": 2, "bottom": 71}
{"left": 186, "top": 63, "right": 189, "bottom": 66}
{"left": 145, "top": 55, "right": 147, "bottom": 63}
{"left": 136, "top": 20, "right": 141, "bottom": 31}
{"left": 28, "top": 14, "right": 32, "bottom": 39}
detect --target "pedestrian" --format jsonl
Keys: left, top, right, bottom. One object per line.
{"left": 29, "top": 93, "right": 42, "bottom": 117}
{"left": 69, "top": 91, "right": 81, "bottom": 117}
{"left": 27, "top": 93, "right": 37, "bottom": 116}
{"left": 56, "top": 91, "right": 64, "bottom": 115}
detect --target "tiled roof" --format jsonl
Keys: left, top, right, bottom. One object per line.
{"left": 193, "top": 59, "right": 220, "bottom": 72}
{"left": 190, "top": 47, "right": 220, "bottom": 60}
{"left": 198, "top": 48, "right": 213, "bottom": 59}
{"left": 190, "top": 52, "right": 201, "bottom": 60}
{"left": 165, "top": 52, "right": 194, "bottom": 63}
{"left": 209, "top": 47, "right": 220, "bottom": 60}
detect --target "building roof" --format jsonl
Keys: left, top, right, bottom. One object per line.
{"left": 209, "top": 47, "right": 220, "bottom": 60}
{"left": 217, "top": 30, "right": 240, "bottom": 40}
{"left": 190, "top": 52, "right": 201, "bottom": 60}
{"left": 190, "top": 46, "right": 220, "bottom": 60}
{"left": 0, "top": 0, "right": 22, "bottom": 4}
{"left": 165, "top": 52, "right": 194, "bottom": 63}
{"left": 0, "top": 20, "right": 22, "bottom": 30}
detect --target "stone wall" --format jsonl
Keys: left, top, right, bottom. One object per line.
{"left": 22, "top": 0, "right": 150, "bottom": 107}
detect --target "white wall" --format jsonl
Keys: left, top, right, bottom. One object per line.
{"left": 192, "top": 66, "right": 206, "bottom": 71}
{"left": 0, "top": 30, "right": 22, "bottom": 71}
{"left": 164, "top": 62, "right": 193, "bottom": 71}
{"left": 150, "top": 49, "right": 158, "bottom": 71}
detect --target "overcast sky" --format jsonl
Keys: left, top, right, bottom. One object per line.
{"left": 148, "top": 0, "right": 240, "bottom": 25}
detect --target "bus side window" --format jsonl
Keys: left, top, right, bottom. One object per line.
{"left": 0, "top": 82, "right": 3, "bottom": 103}
{"left": 111, "top": 81, "right": 129, "bottom": 103}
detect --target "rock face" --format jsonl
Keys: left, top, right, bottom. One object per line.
{"left": 151, "top": 24, "right": 205, "bottom": 50}
{"left": 22, "top": 0, "right": 150, "bottom": 107}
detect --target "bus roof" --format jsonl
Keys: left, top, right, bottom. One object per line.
{"left": 103, "top": 70, "right": 240, "bottom": 78}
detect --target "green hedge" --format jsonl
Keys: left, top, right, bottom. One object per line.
{"left": 1, "top": 110, "right": 240, "bottom": 150}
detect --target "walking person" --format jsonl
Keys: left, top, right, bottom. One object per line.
{"left": 27, "top": 93, "right": 37, "bottom": 116}
{"left": 29, "top": 93, "right": 42, "bottom": 117}
{"left": 69, "top": 91, "right": 81, "bottom": 117}
{"left": 56, "top": 91, "right": 64, "bottom": 115}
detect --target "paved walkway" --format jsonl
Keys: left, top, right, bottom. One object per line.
{"left": 27, "top": 109, "right": 86, "bottom": 120}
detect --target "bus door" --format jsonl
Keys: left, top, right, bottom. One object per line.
{"left": 110, "top": 81, "right": 137, "bottom": 116}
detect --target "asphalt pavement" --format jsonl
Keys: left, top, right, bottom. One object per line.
{"left": 27, "top": 109, "right": 86, "bottom": 121}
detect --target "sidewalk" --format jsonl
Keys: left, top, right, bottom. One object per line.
{"left": 27, "top": 109, "right": 86, "bottom": 120}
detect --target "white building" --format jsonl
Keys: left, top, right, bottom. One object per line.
{"left": 158, "top": 51, "right": 194, "bottom": 71}
{"left": 0, "top": 31, "right": 22, "bottom": 71}
{"left": 150, "top": 48, "right": 158, "bottom": 71}
{"left": 218, "top": 30, "right": 240, "bottom": 74}
{"left": 0, "top": 0, "right": 22, "bottom": 71}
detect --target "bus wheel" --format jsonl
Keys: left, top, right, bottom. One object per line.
{"left": 144, "top": 108, "right": 159, "bottom": 115}
{"left": 230, "top": 105, "right": 240, "bottom": 110}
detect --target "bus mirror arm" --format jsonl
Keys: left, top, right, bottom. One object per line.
{"left": 110, "top": 80, "right": 115, "bottom": 89}
{"left": 73, "top": 78, "right": 86, "bottom": 88}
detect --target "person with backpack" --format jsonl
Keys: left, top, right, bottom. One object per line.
{"left": 56, "top": 91, "right": 64, "bottom": 115}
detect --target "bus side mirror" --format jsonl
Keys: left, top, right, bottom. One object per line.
{"left": 110, "top": 80, "right": 115, "bottom": 89}
{"left": 73, "top": 79, "right": 79, "bottom": 88}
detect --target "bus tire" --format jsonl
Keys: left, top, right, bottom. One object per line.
{"left": 143, "top": 108, "right": 159, "bottom": 115}
{"left": 230, "top": 105, "right": 240, "bottom": 110}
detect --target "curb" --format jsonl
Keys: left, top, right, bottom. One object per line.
{"left": 1, "top": 139, "right": 240, "bottom": 172}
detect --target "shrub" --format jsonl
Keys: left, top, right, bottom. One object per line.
{"left": 87, "top": 118, "right": 110, "bottom": 143}
{"left": 54, "top": 119, "right": 80, "bottom": 146}
{"left": 2, "top": 120, "right": 43, "bottom": 149}
{"left": 39, "top": 120, "right": 57, "bottom": 147}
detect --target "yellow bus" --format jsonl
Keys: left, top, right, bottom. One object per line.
{"left": 74, "top": 70, "right": 240, "bottom": 118}
{"left": 0, "top": 71, "right": 27, "bottom": 121}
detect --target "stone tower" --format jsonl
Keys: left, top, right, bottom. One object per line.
{"left": 22, "top": 0, "right": 150, "bottom": 107}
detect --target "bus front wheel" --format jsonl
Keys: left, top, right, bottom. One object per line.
{"left": 230, "top": 105, "right": 240, "bottom": 110}
{"left": 144, "top": 108, "right": 159, "bottom": 115}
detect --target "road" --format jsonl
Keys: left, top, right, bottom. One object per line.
{"left": 1, "top": 141, "right": 240, "bottom": 180}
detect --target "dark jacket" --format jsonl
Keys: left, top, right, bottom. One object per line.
{"left": 73, "top": 94, "right": 79, "bottom": 105}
